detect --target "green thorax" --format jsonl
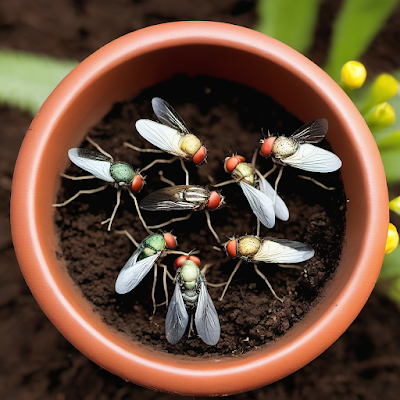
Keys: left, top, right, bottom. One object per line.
{"left": 181, "top": 260, "right": 199, "bottom": 290}
{"left": 139, "top": 234, "right": 166, "bottom": 260}
{"left": 110, "top": 162, "right": 135, "bottom": 185}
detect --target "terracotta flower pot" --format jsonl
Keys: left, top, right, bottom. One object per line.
{"left": 11, "top": 21, "right": 388, "bottom": 396}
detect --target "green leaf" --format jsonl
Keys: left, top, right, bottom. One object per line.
{"left": 0, "top": 50, "right": 78, "bottom": 116}
{"left": 375, "top": 130, "right": 400, "bottom": 150}
{"left": 255, "top": 0, "right": 321, "bottom": 54}
{"left": 380, "top": 246, "right": 400, "bottom": 279}
{"left": 324, "top": 0, "right": 399, "bottom": 81}
{"left": 380, "top": 147, "right": 400, "bottom": 183}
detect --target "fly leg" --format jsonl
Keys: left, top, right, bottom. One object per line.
{"left": 124, "top": 142, "right": 165, "bottom": 154}
{"left": 151, "top": 264, "right": 158, "bottom": 314}
{"left": 52, "top": 184, "right": 108, "bottom": 207}
{"left": 158, "top": 170, "right": 176, "bottom": 187}
{"left": 201, "top": 263, "right": 226, "bottom": 288}
{"left": 205, "top": 210, "right": 221, "bottom": 244}
{"left": 59, "top": 173, "right": 95, "bottom": 180}
{"left": 219, "top": 259, "right": 243, "bottom": 301}
{"left": 156, "top": 262, "right": 175, "bottom": 308}
{"left": 213, "top": 179, "right": 236, "bottom": 188}
{"left": 124, "top": 141, "right": 182, "bottom": 178}
{"left": 180, "top": 158, "right": 190, "bottom": 186}
{"left": 114, "top": 229, "right": 140, "bottom": 248}
{"left": 253, "top": 263, "right": 283, "bottom": 302}
{"left": 297, "top": 175, "right": 335, "bottom": 190}
{"left": 187, "top": 314, "right": 195, "bottom": 339}
{"left": 262, "top": 163, "right": 277, "bottom": 179}
{"left": 100, "top": 189, "right": 121, "bottom": 231}
{"left": 274, "top": 165, "right": 284, "bottom": 196}
{"left": 86, "top": 136, "right": 114, "bottom": 159}
{"left": 147, "top": 213, "right": 193, "bottom": 230}
{"left": 127, "top": 191, "right": 153, "bottom": 235}
{"left": 139, "top": 156, "right": 178, "bottom": 174}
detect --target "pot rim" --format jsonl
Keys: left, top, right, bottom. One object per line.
{"left": 10, "top": 21, "right": 389, "bottom": 396}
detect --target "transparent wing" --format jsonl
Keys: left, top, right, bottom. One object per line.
{"left": 239, "top": 181, "right": 275, "bottom": 228}
{"left": 135, "top": 119, "right": 186, "bottom": 157}
{"left": 195, "top": 276, "right": 220, "bottom": 346}
{"left": 140, "top": 185, "right": 197, "bottom": 211}
{"left": 68, "top": 148, "right": 114, "bottom": 182}
{"left": 165, "top": 280, "right": 189, "bottom": 345}
{"left": 256, "top": 173, "right": 289, "bottom": 221}
{"left": 290, "top": 118, "right": 328, "bottom": 144}
{"left": 115, "top": 251, "right": 160, "bottom": 294}
{"left": 253, "top": 238, "right": 314, "bottom": 263}
{"left": 282, "top": 143, "right": 342, "bottom": 172}
{"left": 152, "top": 97, "right": 190, "bottom": 134}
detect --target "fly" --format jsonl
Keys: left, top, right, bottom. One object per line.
{"left": 260, "top": 118, "right": 341, "bottom": 172}
{"left": 219, "top": 234, "right": 314, "bottom": 301}
{"left": 225, "top": 235, "right": 314, "bottom": 264}
{"left": 140, "top": 185, "right": 224, "bottom": 211}
{"left": 53, "top": 140, "right": 146, "bottom": 231}
{"left": 134, "top": 97, "right": 207, "bottom": 185}
{"left": 68, "top": 148, "right": 144, "bottom": 191}
{"left": 222, "top": 155, "right": 290, "bottom": 229}
{"left": 115, "top": 232, "right": 177, "bottom": 294}
{"left": 165, "top": 258, "right": 220, "bottom": 346}
{"left": 140, "top": 185, "right": 224, "bottom": 244}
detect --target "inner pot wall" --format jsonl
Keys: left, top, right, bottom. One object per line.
{"left": 11, "top": 22, "right": 388, "bottom": 396}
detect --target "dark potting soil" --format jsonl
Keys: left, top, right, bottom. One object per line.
{"left": 54, "top": 74, "right": 346, "bottom": 357}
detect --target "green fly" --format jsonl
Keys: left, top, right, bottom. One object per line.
{"left": 115, "top": 233, "right": 177, "bottom": 294}
{"left": 165, "top": 259, "right": 220, "bottom": 346}
{"left": 53, "top": 140, "right": 146, "bottom": 231}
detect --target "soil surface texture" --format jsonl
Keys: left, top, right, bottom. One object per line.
{"left": 55, "top": 75, "right": 346, "bottom": 356}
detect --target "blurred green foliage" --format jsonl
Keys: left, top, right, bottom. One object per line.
{"left": 257, "top": 0, "right": 399, "bottom": 80}
{"left": 0, "top": 50, "right": 78, "bottom": 116}
{"left": 324, "top": 0, "right": 399, "bottom": 80}
{"left": 255, "top": 0, "right": 321, "bottom": 54}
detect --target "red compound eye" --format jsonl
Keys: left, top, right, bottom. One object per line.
{"left": 224, "top": 155, "right": 245, "bottom": 173}
{"left": 193, "top": 146, "right": 207, "bottom": 165}
{"left": 163, "top": 233, "right": 177, "bottom": 250}
{"left": 225, "top": 239, "right": 237, "bottom": 258}
{"left": 131, "top": 175, "right": 144, "bottom": 193}
{"left": 174, "top": 255, "right": 201, "bottom": 270}
{"left": 207, "top": 191, "right": 223, "bottom": 210}
{"left": 260, "top": 137, "right": 276, "bottom": 157}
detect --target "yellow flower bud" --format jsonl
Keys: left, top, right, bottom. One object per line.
{"left": 389, "top": 196, "right": 400, "bottom": 216}
{"left": 385, "top": 223, "right": 399, "bottom": 254}
{"left": 363, "top": 73, "right": 399, "bottom": 113}
{"left": 340, "top": 61, "right": 367, "bottom": 89}
{"left": 364, "top": 102, "right": 395, "bottom": 130}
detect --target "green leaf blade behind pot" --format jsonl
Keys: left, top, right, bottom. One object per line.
{"left": 0, "top": 50, "right": 78, "bottom": 116}
{"left": 324, "top": 0, "right": 399, "bottom": 81}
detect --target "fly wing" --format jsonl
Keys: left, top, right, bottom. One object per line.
{"left": 68, "top": 148, "right": 114, "bottom": 182}
{"left": 195, "top": 276, "right": 220, "bottom": 346}
{"left": 135, "top": 119, "right": 186, "bottom": 157}
{"left": 253, "top": 237, "right": 314, "bottom": 263}
{"left": 140, "top": 185, "right": 197, "bottom": 211}
{"left": 115, "top": 251, "right": 160, "bottom": 294}
{"left": 256, "top": 172, "right": 289, "bottom": 221}
{"left": 290, "top": 118, "right": 328, "bottom": 144}
{"left": 151, "top": 97, "right": 191, "bottom": 134}
{"left": 282, "top": 143, "right": 342, "bottom": 172}
{"left": 239, "top": 181, "right": 275, "bottom": 228}
{"left": 165, "top": 280, "right": 189, "bottom": 345}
